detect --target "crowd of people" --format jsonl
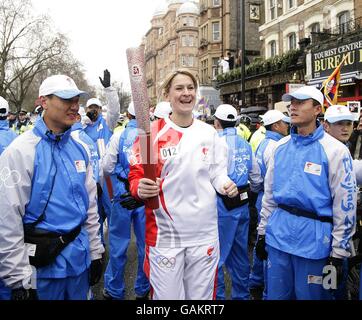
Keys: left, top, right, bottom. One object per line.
{"left": 0, "top": 68, "right": 361, "bottom": 301}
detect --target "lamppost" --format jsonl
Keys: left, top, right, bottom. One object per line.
{"left": 240, "top": 0, "right": 246, "bottom": 110}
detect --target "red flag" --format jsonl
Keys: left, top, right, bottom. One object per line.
{"left": 321, "top": 54, "right": 348, "bottom": 106}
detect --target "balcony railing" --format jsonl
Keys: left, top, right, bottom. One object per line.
{"left": 311, "top": 16, "right": 362, "bottom": 43}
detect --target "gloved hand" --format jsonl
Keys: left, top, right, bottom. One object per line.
{"left": 323, "top": 256, "right": 344, "bottom": 289}
{"left": 99, "top": 69, "right": 111, "bottom": 88}
{"left": 11, "top": 287, "right": 38, "bottom": 300}
{"left": 89, "top": 256, "right": 105, "bottom": 286}
{"left": 255, "top": 235, "right": 268, "bottom": 261}
{"left": 119, "top": 192, "right": 144, "bottom": 210}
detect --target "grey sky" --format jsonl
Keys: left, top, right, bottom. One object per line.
{"left": 31, "top": 0, "right": 163, "bottom": 92}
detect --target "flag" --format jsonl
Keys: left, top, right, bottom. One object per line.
{"left": 321, "top": 54, "right": 348, "bottom": 106}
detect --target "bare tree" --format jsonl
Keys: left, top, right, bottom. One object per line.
{"left": 0, "top": 0, "right": 95, "bottom": 111}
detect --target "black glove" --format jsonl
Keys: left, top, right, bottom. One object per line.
{"left": 99, "top": 69, "right": 111, "bottom": 88}
{"left": 119, "top": 192, "right": 144, "bottom": 210}
{"left": 255, "top": 235, "right": 268, "bottom": 261}
{"left": 11, "top": 287, "right": 38, "bottom": 300}
{"left": 89, "top": 256, "right": 105, "bottom": 286}
{"left": 323, "top": 257, "right": 344, "bottom": 289}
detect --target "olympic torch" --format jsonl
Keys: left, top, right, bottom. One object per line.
{"left": 126, "top": 46, "right": 159, "bottom": 209}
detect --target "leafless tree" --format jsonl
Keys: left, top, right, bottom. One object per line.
{"left": 0, "top": 0, "right": 95, "bottom": 111}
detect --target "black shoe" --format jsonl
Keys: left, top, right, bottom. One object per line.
{"left": 102, "top": 289, "right": 114, "bottom": 300}
{"left": 250, "top": 286, "right": 264, "bottom": 300}
{"left": 135, "top": 290, "right": 150, "bottom": 300}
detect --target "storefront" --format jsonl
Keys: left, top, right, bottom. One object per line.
{"left": 308, "top": 37, "right": 362, "bottom": 109}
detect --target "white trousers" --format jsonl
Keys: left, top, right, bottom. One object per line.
{"left": 145, "top": 240, "right": 220, "bottom": 300}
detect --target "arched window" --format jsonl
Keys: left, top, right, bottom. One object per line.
{"left": 338, "top": 11, "right": 350, "bottom": 34}
{"left": 310, "top": 22, "right": 320, "bottom": 33}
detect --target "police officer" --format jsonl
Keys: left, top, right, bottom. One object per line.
{"left": 214, "top": 104, "right": 263, "bottom": 300}
{"left": 0, "top": 75, "right": 105, "bottom": 300}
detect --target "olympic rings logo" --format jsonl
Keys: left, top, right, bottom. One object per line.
{"left": 155, "top": 255, "right": 176, "bottom": 269}
{"left": 0, "top": 167, "right": 21, "bottom": 188}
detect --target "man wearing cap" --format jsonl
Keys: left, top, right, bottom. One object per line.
{"left": 324, "top": 105, "right": 362, "bottom": 299}
{"left": 153, "top": 101, "right": 172, "bottom": 120}
{"left": 255, "top": 86, "right": 356, "bottom": 299}
{"left": 0, "top": 96, "right": 17, "bottom": 156}
{"left": 14, "top": 109, "right": 31, "bottom": 135}
{"left": 249, "top": 109, "right": 289, "bottom": 299}
{"left": 0, "top": 75, "right": 105, "bottom": 300}
{"left": 83, "top": 70, "right": 120, "bottom": 228}
{"left": 101, "top": 101, "right": 150, "bottom": 300}
{"left": 213, "top": 104, "right": 263, "bottom": 300}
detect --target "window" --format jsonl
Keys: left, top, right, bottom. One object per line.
{"left": 288, "top": 33, "right": 296, "bottom": 50}
{"left": 287, "top": 0, "right": 295, "bottom": 10}
{"left": 158, "top": 27, "right": 163, "bottom": 36}
{"left": 201, "top": 59, "right": 208, "bottom": 83}
{"left": 338, "top": 11, "right": 350, "bottom": 34}
{"left": 181, "top": 35, "right": 194, "bottom": 47}
{"left": 201, "top": 25, "right": 208, "bottom": 40}
{"left": 269, "top": 0, "right": 276, "bottom": 20}
{"left": 212, "top": 22, "right": 220, "bottom": 41}
{"left": 310, "top": 22, "right": 320, "bottom": 33}
{"left": 212, "top": 57, "right": 219, "bottom": 79}
{"left": 269, "top": 40, "right": 277, "bottom": 57}
{"left": 180, "top": 55, "right": 194, "bottom": 67}
{"left": 213, "top": 0, "right": 221, "bottom": 6}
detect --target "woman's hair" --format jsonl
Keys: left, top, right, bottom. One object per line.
{"left": 160, "top": 69, "right": 198, "bottom": 99}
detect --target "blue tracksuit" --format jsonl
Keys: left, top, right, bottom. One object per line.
{"left": 216, "top": 127, "right": 262, "bottom": 300}
{"left": 84, "top": 115, "right": 113, "bottom": 221}
{"left": 0, "top": 118, "right": 104, "bottom": 300}
{"left": 0, "top": 120, "right": 17, "bottom": 155}
{"left": 0, "top": 120, "right": 17, "bottom": 299}
{"left": 249, "top": 130, "right": 284, "bottom": 294}
{"left": 258, "top": 124, "right": 356, "bottom": 300}
{"left": 103, "top": 119, "right": 149, "bottom": 299}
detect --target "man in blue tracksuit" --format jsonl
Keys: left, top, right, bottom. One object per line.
{"left": 214, "top": 104, "right": 263, "bottom": 300}
{"left": 83, "top": 70, "right": 120, "bottom": 224}
{"left": 249, "top": 109, "right": 289, "bottom": 298}
{"left": 101, "top": 102, "right": 150, "bottom": 300}
{"left": 0, "top": 96, "right": 18, "bottom": 300}
{"left": 256, "top": 86, "right": 357, "bottom": 300}
{"left": 0, "top": 96, "right": 17, "bottom": 155}
{"left": 0, "top": 75, "right": 105, "bottom": 300}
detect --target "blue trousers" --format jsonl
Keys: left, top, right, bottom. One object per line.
{"left": 217, "top": 209, "right": 250, "bottom": 300}
{"left": 104, "top": 202, "right": 149, "bottom": 299}
{"left": 0, "top": 280, "right": 11, "bottom": 300}
{"left": 267, "top": 245, "right": 333, "bottom": 300}
{"left": 37, "top": 269, "right": 89, "bottom": 300}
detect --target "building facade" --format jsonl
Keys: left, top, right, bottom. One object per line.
{"left": 216, "top": 0, "right": 361, "bottom": 111}
{"left": 144, "top": 0, "right": 199, "bottom": 105}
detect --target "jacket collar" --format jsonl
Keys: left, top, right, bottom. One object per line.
{"left": 33, "top": 117, "right": 71, "bottom": 145}
{"left": 265, "top": 130, "right": 284, "bottom": 141}
{"left": 291, "top": 121, "right": 324, "bottom": 145}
